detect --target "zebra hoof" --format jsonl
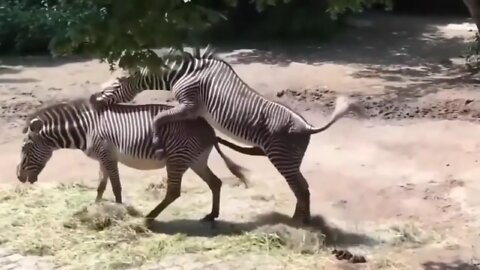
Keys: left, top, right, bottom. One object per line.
{"left": 292, "top": 214, "right": 311, "bottom": 226}
{"left": 302, "top": 219, "right": 311, "bottom": 226}
{"left": 200, "top": 214, "right": 217, "bottom": 223}
{"left": 144, "top": 217, "right": 156, "bottom": 227}
{"left": 300, "top": 217, "right": 311, "bottom": 226}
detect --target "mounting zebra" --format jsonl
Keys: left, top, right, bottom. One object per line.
{"left": 91, "top": 47, "right": 367, "bottom": 224}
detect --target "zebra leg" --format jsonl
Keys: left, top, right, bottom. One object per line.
{"left": 96, "top": 140, "right": 123, "bottom": 204}
{"left": 279, "top": 170, "right": 310, "bottom": 224}
{"left": 84, "top": 139, "right": 120, "bottom": 203}
{"left": 103, "top": 160, "right": 122, "bottom": 204}
{"left": 95, "top": 164, "right": 108, "bottom": 203}
{"left": 266, "top": 136, "right": 311, "bottom": 225}
{"left": 151, "top": 102, "right": 200, "bottom": 158}
{"left": 191, "top": 158, "right": 222, "bottom": 222}
{"left": 145, "top": 158, "right": 188, "bottom": 221}
{"left": 290, "top": 173, "right": 311, "bottom": 223}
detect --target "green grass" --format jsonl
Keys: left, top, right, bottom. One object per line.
{"left": 0, "top": 183, "right": 331, "bottom": 269}
{"left": 0, "top": 182, "right": 449, "bottom": 270}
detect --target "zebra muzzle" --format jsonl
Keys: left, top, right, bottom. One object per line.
{"left": 17, "top": 174, "right": 27, "bottom": 183}
{"left": 27, "top": 175, "right": 38, "bottom": 184}
{"left": 16, "top": 165, "right": 27, "bottom": 183}
{"left": 17, "top": 168, "right": 38, "bottom": 184}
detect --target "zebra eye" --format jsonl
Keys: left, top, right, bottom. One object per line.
{"left": 21, "top": 144, "right": 28, "bottom": 152}
{"left": 22, "top": 140, "right": 34, "bottom": 149}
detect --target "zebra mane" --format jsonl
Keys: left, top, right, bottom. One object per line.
{"left": 23, "top": 98, "right": 91, "bottom": 133}
{"left": 167, "top": 45, "right": 220, "bottom": 60}
{"left": 190, "top": 45, "right": 220, "bottom": 60}
{"left": 170, "top": 45, "right": 222, "bottom": 63}
{"left": 136, "top": 45, "right": 223, "bottom": 77}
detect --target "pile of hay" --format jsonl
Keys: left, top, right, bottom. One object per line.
{"left": 0, "top": 184, "right": 182, "bottom": 269}
{"left": 253, "top": 224, "right": 326, "bottom": 254}
{"left": 66, "top": 201, "right": 144, "bottom": 231}
{"left": 0, "top": 183, "right": 335, "bottom": 269}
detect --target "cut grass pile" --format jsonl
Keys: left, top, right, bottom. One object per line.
{"left": 0, "top": 182, "right": 447, "bottom": 270}
{"left": 0, "top": 183, "right": 331, "bottom": 269}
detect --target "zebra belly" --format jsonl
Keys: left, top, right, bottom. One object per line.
{"left": 115, "top": 152, "right": 166, "bottom": 170}
{"left": 201, "top": 112, "right": 255, "bottom": 146}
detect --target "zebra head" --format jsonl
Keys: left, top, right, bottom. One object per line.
{"left": 91, "top": 66, "right": 172, "bottom": 110}
{"left": 90, "top": 75, "right": 137, "bottom": 110}
{"left": 16, "top": 118, "right": 53, "bottom": 184}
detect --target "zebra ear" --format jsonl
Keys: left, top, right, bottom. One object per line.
{"left": 29, "top": 118, "right": 43, "bottom": 133}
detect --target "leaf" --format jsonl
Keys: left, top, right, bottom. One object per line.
{"left": 3, "top": 0, "right": 392, "bottom": 70}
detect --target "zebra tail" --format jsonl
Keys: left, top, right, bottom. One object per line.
{"left": 213, "top": 141, "right": 250, "bottom": 188}
{"left": 216, "top": 137, "right": 265, "bottom": 156}
{"left": 308, "top": 95, "right": 368, "bottom": 135}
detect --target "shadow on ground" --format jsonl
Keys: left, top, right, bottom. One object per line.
{"left": 220, "top": 13, "right": 469, "bottom": 68}
{"left": 422, "top": 260, "right": 480, "bottom": 270}
{"left": 0, "top": 78, "right": 39, "bottom": 83}
{"left": 0, "top": 66, "right": 22, "bottom": 75}
{"left": 147, "top": 211, "right": 376, "bottom": 248}
{"left": 216, "top": 12, "right": 475, "bottom": 102}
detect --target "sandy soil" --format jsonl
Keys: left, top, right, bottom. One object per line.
{"left": 1, "top": 12, "right": 480, "bottom": 269}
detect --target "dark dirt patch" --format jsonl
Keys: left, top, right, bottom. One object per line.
{"left": 277, "top": 88, "right": 480, "bottom": 122}
{"left": 0, "top": 94, "right": 72, "bottom": 128}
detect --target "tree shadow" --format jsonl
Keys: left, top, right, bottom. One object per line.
{"left": 214, "top": 11, "right": 475, "bottom": 103}
{"left": 219, "top": 12, "right": 470, "bottom": 67}
{"left": 422, "top": 260, "right": 480, "bottom": 270}
{"left": 0, "top": 66, "right": 22, "bottom": 75}
{"left": 147, "top": 211, "right": 377, "bottom": 248}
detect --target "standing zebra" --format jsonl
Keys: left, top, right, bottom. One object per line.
{"left": 16, "top": 98, "right": 263, "bottom": 221}
{"left": 91, "top": 47, "right": 366, "bottom": 224}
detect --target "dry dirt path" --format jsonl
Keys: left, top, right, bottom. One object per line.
{"left": 0, "top": 12, "right": 480, "bottom": 270}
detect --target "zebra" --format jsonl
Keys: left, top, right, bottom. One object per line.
{"left": 90, "top": 47, "right": 367, "bottom": 224}
{"left": 16, "top": 98, "right": 264, "bottom": 222}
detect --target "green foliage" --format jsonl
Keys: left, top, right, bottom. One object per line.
{"left": 253, "top": 0, "right": 292, "bottom": 12}
{"left": 326, "top": 0, "right": 393, "bottom": 18}
{"left": 50, "top": 0, "right": 232, "bottom": 70}
{"left": 203, "top": 0, "right": 342, "bottom": 42}
{"left": 0, "top": 0, "right": 76, "bottom": 54}
{"left": 50, "top": 0, "right": 397, "bottom": 70}
{"left": 0, "top": 0, "right": 394, "bottom": 68}
{"left": 464, "top": 32, "right": 480, "bottom": 73}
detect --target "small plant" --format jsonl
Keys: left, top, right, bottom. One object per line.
{"left": 464, "top": 31, "right": 480, "bottom": 73}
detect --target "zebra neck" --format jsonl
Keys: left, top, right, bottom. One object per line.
{"left": 137, "top": 72, "right": 171, "bottom": 91}
{"left": 136, "top": 59, "right": 195, "bottom": 90}
{"left": 41, "top": 122, "right": 87, "bottom": 150}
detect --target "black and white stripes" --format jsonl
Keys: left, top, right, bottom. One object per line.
{"left": 16, "top": 99, "right": 261, "bottom": 221}
{"left": 92, "top": 47, "right": 364, "bottom": 224}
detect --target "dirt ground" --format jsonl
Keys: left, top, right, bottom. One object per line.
{"left": 1, "top": 12, "right": 480, "bottom": 269}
